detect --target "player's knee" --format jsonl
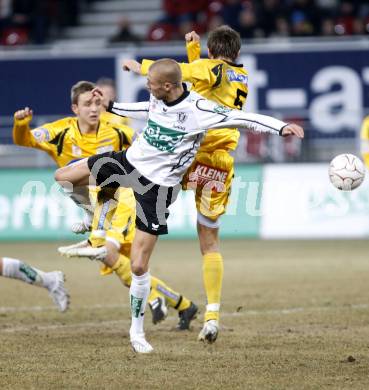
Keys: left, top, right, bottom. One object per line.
{"left": 130, "top": 260, "right": 146, "bottom": 276}
{"left": 197, "top": 222, "right": 220, "bottom": 254}
{"left": 104, "top": 241, "right": 119, "bottom": 267}
{"left": 54, "top": 167, "right": 67, "bottom": 184}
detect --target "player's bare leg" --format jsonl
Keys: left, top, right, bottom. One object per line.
{"left": 55, "top": 158, "right": 93, "bottom": 187}
{"left": 0, "top": 257, "right": 69, "bottom": 312}
{"left": 197, "top": 219, "right": 222, "bottom": 343}
{"left": 56, "top": 158, "right": 95, "bottom": 232}
{"left": 129, "top": 229, "right": 157, "bottom": 353}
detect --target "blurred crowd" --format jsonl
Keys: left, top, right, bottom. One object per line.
{"left": 1, "top": 0, "right": 369, "bottom": 46}
{"left": 0, "top": 0, "right": 86, "bottom": 45}
{"left": 149, "top": 0, "right": 369, "bottom": 41}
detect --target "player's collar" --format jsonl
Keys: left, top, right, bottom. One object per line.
{"left": 76, "top": 119, "right": 100, "bottom": 135}
{"left": 164, "top": 83, "right": 189, "bottom": 107}
{"left": 224, "top": 60, "right": 243, "bottom": 68}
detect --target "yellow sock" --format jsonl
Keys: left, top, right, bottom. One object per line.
{"left": 112, "top": 254, "right": 132, "bottom": 287}
{"left": 147, "top": 288, "right": 162, "bottom": 303}
{"left": 203, "top": 252, "right": 223, "bottom": 322}
{"left": 150, "top": 276, "right": 191, "bottom": 311}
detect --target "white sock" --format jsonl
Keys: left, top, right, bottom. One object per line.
{"left": 64, "top": 185, "right": 93, "bottom": 225}
{"left": 129, "top": 272, "right": 150, "bottom": 339}
{"left": 2, "top": 257, "right": 53, "bottom": 289}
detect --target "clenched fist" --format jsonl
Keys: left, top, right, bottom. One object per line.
{"left": 14, "top": 107, "right": 33, "bottom": 122}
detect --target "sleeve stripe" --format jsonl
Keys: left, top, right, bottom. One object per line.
{"left": 112, "top": 105, "right": 149, "bottom": 113}
{"left": 219, "top": 116, "right": 280, "bottom": 133}
{"left": 195, "top": 99, "right": 281, "bottom": 133}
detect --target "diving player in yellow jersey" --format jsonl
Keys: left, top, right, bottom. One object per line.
{"left": 123, "top": 25, "right": 248, "bottom": 342}
{"left": 360, "top": 115, "right": 369, "bottom": 168}
{"left": 13, "top": 80, "right": 197, "bottom": 328}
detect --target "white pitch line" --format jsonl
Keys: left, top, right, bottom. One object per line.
{"left": 0, "top": 319, "right": 130, "bottom": 333}
{"left": 1, "top": 303, "right": 369, "bottom": 334}
{"left": 0, "top": 303, "right": 128, "bottom": 313}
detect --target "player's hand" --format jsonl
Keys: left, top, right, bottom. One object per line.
{"left": 185, "top": 31, "right": 200, "bottom": 43}
{"left": 92, "top": 87, "right": 104, "bottom": 99}
{"left": 122, "top": 59, "right": 141, "bottom": 74}
{"left": 281, "top": 123, "right": 304, "bottom": 139}
{"left": 91, "top": 87, "right": 109, "bottom": 109}
{"left": 14, "top": 107, "right": 33, "bottom": 122}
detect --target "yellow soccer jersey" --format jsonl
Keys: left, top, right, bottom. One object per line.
{"left": 101, "top": 110, "right": 131, "bottom": 127}
{"left": 13, "top": 115, "right": 134, "bottom": 167}
{"left": 141, "top": 42, "right": 248, "bottom": 151}
{"left": 360, "top": 115, "right": 369, "bottom": 168}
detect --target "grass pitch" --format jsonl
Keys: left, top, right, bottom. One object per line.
{"left": 1, "top": 239, "right": 369, "bottom": 389}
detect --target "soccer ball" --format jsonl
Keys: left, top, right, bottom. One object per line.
{"left": 329, "top": 154, "right": 366, "bottom": 191}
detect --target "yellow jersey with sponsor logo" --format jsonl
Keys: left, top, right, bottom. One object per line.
{"left": 360, "top": 115, "right": 369, "bottom": 168}
{"left": 13, "top": 113, "right": 134, "bottom": 167}
{"left": 141, "top": 41, "right": 248, "bottom": 152}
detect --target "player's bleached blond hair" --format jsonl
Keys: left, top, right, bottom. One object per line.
{"left": 148, "top": 59, "right": 182, "bottom": 86}
{"left": 71, "top": 81, "right": 95, "bottom": 105}
{"left": 207, "top": 25, "right": 241, "bottom": 62}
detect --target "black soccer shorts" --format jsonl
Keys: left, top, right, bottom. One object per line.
{"left": 87, "top": 151, "right": 179, "bottom": 235}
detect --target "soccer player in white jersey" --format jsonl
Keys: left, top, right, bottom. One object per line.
{"left": 0, "top": 257, "right": 69, "bottom": 312}
{"left": 55, "top": 59, "right": 304, "bottom": 353}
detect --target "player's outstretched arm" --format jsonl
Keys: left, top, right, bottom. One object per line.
{"left": 194, "top": 99, "right": 304, "bottom": 138}
{"left": 185, "top": 31, "right": 201, "bottom": 63}
{"left": 93, "top": 86, "right": 149, "bottom": 120}
{"left": 13, "top": 107, "right": 34, "bottom": 146}
{"left": 122, "top": 59, "right": 142, "bottom": 74}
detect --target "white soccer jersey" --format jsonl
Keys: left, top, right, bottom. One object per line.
{"left": 108, "top": 89, "right": 286, "bottom": 186}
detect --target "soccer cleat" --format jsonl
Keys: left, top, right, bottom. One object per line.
{"left": 130, "top": 335, "right": 154, "bottom": 354}
{"left": 58, "top": 239, "right": 89, "bottom": 255}
{"left": 148, "top": 297, "right": 168, "bottom": 325}
{"left": 47, "top": 271, "right": 70, "bottom": 312}
{"left": 71, "top": 220, "right": 91, "bottom": 234}
{"left": 198, "top": 319, "right": 219, "bottom": 343}
{"left": 177, "top": 302, "right": 198, "bottom": 330}
{"left": 58, "top": 241, "right": 107, "bottom": 261}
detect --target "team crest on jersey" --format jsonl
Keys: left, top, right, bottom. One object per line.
{"left": 72, "top": 144, "right": 82, "bottom": 157}
{"left": 31, "top": 128, "right": 50, "bottom": 143}
{"left": 226, "top": 70, "right": 248, "bottom": 85}
{"left": 214, "top": 105, "right": 232, "bottom": 114}
{"left": 144, "top": 119, "right": 185, "bottom": 153}
{"left": 176, "top": 112, "right": 187, "bottom": 123}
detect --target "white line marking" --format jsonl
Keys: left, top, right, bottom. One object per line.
{"left": 1, "top": 303, "right": 368, "bottom": 334}
{"left": 0, "top": 303, "right": 127, "bottom": 313}
{"left": 0, "top": 319, "right": 130, "bottom": 333}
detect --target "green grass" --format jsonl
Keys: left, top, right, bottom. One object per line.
{"left": 1, "top": 240, "right": 369, "bottom": 389}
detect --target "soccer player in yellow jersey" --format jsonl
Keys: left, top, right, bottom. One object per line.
{"left": 12, "top": 80, "right": 197, "bottom": 328}
{"left": 123, "top": 25, "right": 249, "bottom": 342}
{"left": 360, "top": 115, "right": 369, "bottom": 168}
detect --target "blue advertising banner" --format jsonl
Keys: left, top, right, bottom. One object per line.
{"left": 1, "top": 41, "right": 368, "bottom": 143}
{"left": 117, "top": 42, "right": 368, "bottom": 140}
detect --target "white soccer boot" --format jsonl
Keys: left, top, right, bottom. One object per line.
{"left": 58, "top": 240, "right": 89, "bottom": 256}
{"left": 47, "top": 271, "right": 70, "bottom": 312}
{"left": 58, "top": 241, "right": 107, "bottom": 261}
{"left": 198, "top": 320, "right": 219, "bottom": 343}
{"left": 130, "top": 334, "right": 154, "bottom": 354}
